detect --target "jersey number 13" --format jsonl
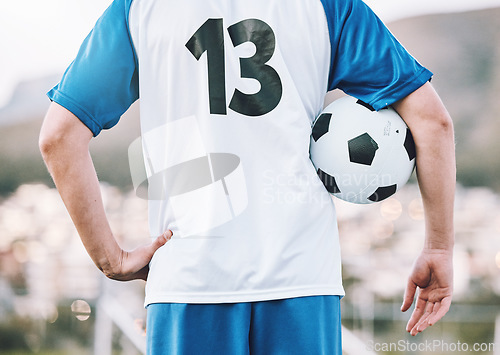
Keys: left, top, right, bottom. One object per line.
{"left": 186, "top": 18, "right": 283, "bottom": 117}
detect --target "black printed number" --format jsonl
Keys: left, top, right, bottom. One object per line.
{"left": 186, "top": 18, "right": 283, "bottom": 117}
{"left": 185, "top": 19, "right": 227, "bottom": 115}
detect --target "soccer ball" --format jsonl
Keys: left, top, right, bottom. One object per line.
{"left": 310, "top": 96, "right": 416, "bottom": 204}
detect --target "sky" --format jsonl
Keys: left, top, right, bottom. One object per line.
{"left": 0, "top": 0, "right": 110, "bottom": 107}
{"left": 1, "top": 0, "right": 499, "bottom": 108}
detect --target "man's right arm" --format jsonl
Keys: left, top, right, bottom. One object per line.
{"left": 39, "top": 102, "right": 170, "bottom": 281}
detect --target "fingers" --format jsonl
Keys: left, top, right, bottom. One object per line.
{"left": 140, "top": 230, "right": 172, "bottom": 281}
{"left": 406, "top": 297, "right": 452, "bottom": 336}
{"left": 107, "top": 231, "right": 173, "bottom": 282}
{"left": 151, "top": 230, "right": 173, "bottom": 251}
{"left": 137, "top": 230, "right": 173, "bottom": 266}
{"left": 401, "top": 278, "right": 417, "bottom": 312}
{"left": 406, "top": 297, "right": 427, "bottom": 334}
{"left": 427, "top": 296, "right": 451, "bottom": 326}
{"left": 409, "top": 301, "right": 434, "bottom": 335}
{"left": 136, "top": 265, "right": 150, "bottom": 282}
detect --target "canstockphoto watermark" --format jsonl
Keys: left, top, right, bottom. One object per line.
{"left": 366, "top": 339, "right": 495, "bottom": 353}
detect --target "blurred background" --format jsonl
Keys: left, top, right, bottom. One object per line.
{"left": 1, "top": 0, "right": 500, "bottom": 354}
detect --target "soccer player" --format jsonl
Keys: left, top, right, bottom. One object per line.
{"left": 39, "top": 0, "right": 455, "bottom": 353}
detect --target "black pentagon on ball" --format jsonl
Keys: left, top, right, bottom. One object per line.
{"left": 404, "top": 128, "right": 416, "bottom": 161}
{"left": 356, "top": 99, "right": 376, "bottom": 112}
{"left": 356, "top": 99, "right": 389, "bottom": 112}
{"left": 348, "top": 133, "right": 379, "bottom": 166}
{"left": 368, "top": 184, "right": 397, "bottom": 202}
{"left": 312, "top": 113, "right": 332, "bottom": 142}
{"left": 317, "top": 168, "right": 340, "bottom": 194}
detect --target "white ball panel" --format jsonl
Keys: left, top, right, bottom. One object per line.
{"left": 310, "top": 96, "right": 415, "bottom": 204}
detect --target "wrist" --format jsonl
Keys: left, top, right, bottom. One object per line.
{"left": 96, "top": 256, "right": 117, "bottom": 279}
{"left": 422, "top": 244, "right": 454, "bottom": 255}
{"left": 423, "top": 227, "right": 454, "bottom": 252}
{"left": 93, "top": 244, "right": 124, "bottom": 280}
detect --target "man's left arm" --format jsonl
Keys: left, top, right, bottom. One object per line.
{"left": 392, "top": 82, "right": 456, "bottom": 335}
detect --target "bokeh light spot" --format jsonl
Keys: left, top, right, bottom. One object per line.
{"left": 380, "top": 198, "right": 402, "bottom": 221}
{"left": 409, "top": 198, "right": 424, "bottom": 220}
{"left": 374, "top": 221, "right": 394, "bottom": 240}
{"left": 71, "top": 300, "right": 91, "bottom": 321}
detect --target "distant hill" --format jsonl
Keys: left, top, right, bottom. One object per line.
{"left": 0, "top": 8, "right": 499, "bottom": 196}
{"left": 0, "top": 101, "right": 141, "bottom": 195}
{"left": 388, "top": 7, "right": 500, "bottom": 190}
{"left": 0, "top": 75, "right": 59, "bottom": 127}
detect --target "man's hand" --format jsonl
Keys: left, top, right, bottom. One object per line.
{"left": 108, "top": 231, "right": 173, "bottom": 281}
{"left": 401, "top": 249, "right": 453, "bottom": 336}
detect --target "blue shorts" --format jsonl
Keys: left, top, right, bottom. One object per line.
{"left": 146, "top": 295, "right": 342, "bottom": 355}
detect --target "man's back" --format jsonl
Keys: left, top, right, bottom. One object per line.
{"left": 47, "top": 0, "right": 432, "bottom": 306}
{"left": 130, "top": 0, "right": 341, "bottom": 305}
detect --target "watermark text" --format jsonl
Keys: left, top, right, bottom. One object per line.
{"left": 366, "top": 339, "right": 495, "bottom": 353}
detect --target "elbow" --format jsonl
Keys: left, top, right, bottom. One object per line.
{"left": 38, "top": 134, "right": 51, "bottom": 159}
{"left": 408, "top": 109, "right": 455, "bottom": 158}
{"left": 416, "top": 108, "right": 454, "bottom": 140}
{"left": 39, "top": 132, "right": 53, "bottom": 161}
{"left": 436, "top": 110, "right": 454, "bottom": 133}
{"left": 39, "top": 110, "right": 61, "bottom": 160}
{"left": 435, "top": 111, "right": 455, "bottom": 144}
{"left": 39, "top": 129, "right": 62, "bottom": 163}
{"left": 39, "top": 102, "right": 93, "bottom": 162}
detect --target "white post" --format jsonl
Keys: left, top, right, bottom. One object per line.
{"left": 342, "top": 326, "right": 377, "bottom": 355}
{"left": 94, "top": 277, "right": 112, "bottom": 355}
{"left": 494, "top": 313, "right": 500, "bottom": 355}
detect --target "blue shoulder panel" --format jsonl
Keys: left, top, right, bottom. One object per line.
{"left": 47, "top": 0, "right": 138, "bottom": 136}
{"left": 319, "top": 0, "right": 432, "bottom": 110}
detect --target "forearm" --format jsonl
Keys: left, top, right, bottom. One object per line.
{"left": 415, "top": 123, "right": 455, "bottom": 251}
{"left": 40, "top": 104, "right": 122, "bottom": 276}
{"left": 394, "top": 83, "right": 456, "bottom": 251}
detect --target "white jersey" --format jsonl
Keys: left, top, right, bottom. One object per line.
{"left": 48, "top": 0, "right": 432, "bottom": 305}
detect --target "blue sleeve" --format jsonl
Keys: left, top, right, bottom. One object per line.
{"left": 320, "top": 0, "right": 432, "bottom": 110}
{"left": 47, "top": 0, "right": 138, "bottom": 136}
